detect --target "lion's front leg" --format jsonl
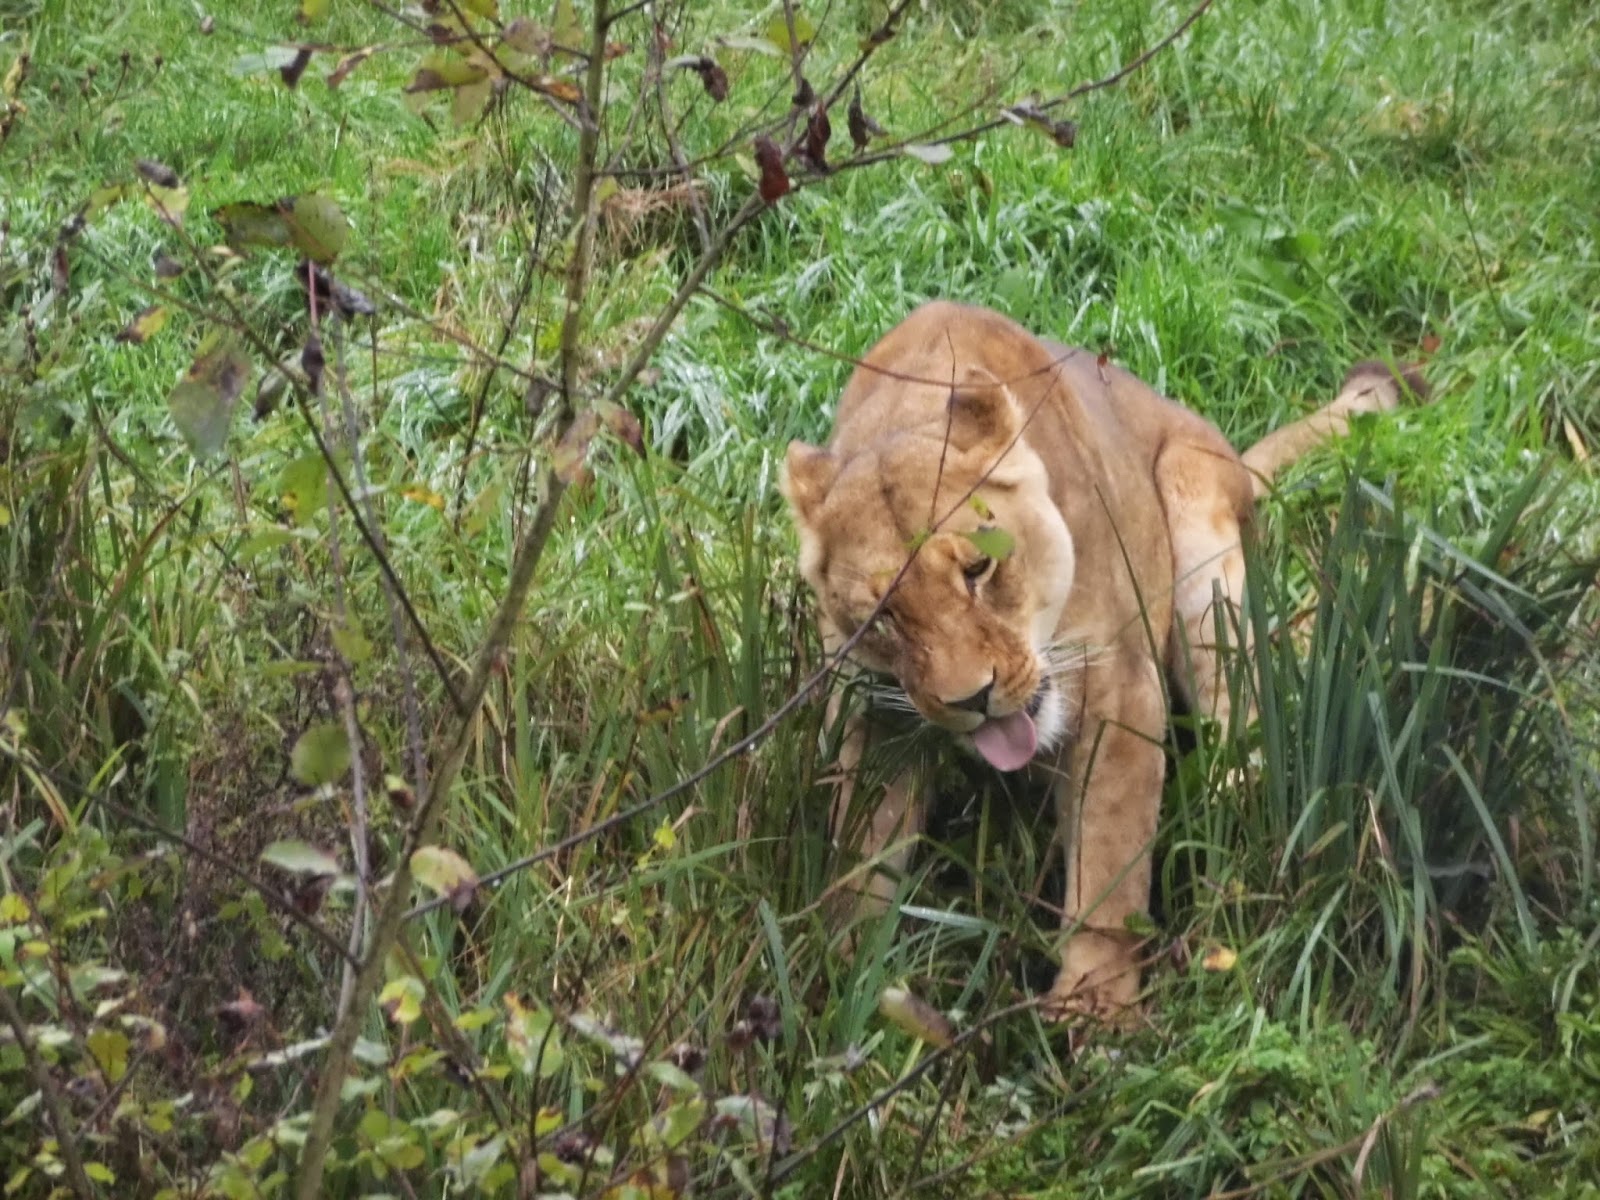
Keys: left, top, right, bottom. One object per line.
{"left": 1046, "top": 657, "right": 1167, "bottom": 1022}
{"left": 822, "top": 709, "right": 927, "bottom": 947}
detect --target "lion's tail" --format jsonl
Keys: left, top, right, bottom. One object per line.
{"left": 1240, "top": 362, "right": 1431, "bottom": 500}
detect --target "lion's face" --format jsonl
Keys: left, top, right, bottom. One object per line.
{"left": 784, "top": 377, "right": 1076, "bottom": 771}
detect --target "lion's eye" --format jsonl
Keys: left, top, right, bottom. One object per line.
{"left": 962, "top": 556, "right": 993, "bottom": 583}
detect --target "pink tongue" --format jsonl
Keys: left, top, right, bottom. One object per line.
{"left": 970, "top": 711, "right": 1038, "bottom": 772}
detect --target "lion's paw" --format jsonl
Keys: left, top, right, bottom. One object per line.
{"left": 1043, "top": 929, "right": 1145, "bottom": 1028}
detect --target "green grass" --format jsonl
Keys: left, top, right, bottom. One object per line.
{"left": 2, "top": 0, "right": 1599, "bottom": 1196}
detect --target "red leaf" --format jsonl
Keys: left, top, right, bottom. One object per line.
{"left": 804, "top": 104, "right": 832, "bottom": 172}
{"left": 754, "top": 136, "right": 790, "bottom": 204}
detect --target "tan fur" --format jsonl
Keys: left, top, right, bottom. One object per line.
{"left": 783, "top": 301, "right": 1427, "bottom": 1022}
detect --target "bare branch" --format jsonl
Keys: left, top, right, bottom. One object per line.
{"left": 294, "top": 3, "right": 622, "bottom": 1190}
{"left": 806, "top": 0, "right": 1215, "bottom": 178}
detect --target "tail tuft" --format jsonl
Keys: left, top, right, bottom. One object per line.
{"left": 1241, "top": 360, "right": 1434, "bottom": 499}
{"left": 1340, "top": 360, "right": 1431, "bottom": 409}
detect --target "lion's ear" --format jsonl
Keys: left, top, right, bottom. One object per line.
{"left": 946, "top": 364, "right": 1020, "bottom": 453}
{"left": 782, "top": 441, "right": 837, "bottom": 524}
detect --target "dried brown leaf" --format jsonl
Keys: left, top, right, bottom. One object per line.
{"left": 848, "top": 90, "right": 882, "bottom": 150}
{"left": 326, "top": 47, "right": 374, "bottom": 89}
{"left": 300, "top": 331, "right": 324, "bottom": 395}
{"left": 135, "top": 158, "right": 180, "bottom": 188}
{"left": 279, "top": 46, "right": 313, "bottom": 88}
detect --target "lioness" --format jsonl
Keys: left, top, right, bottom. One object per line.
{"left": 782, "top": 301, "right": 1426, "bottom": 1021}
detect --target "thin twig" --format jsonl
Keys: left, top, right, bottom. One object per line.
{"left": 648, "top": 4, "right": 712, "bottom": 255}
{"left": 310, "top": 278, "right": 373, "bottom": 1023}
{"left": 819, "top": 0, "right": 913, "bottom": 112}
{"left": 336, "top": 315, "right": 432, "bottom": 791}
{"left": 291, "top": 4, "right": 618, "bottom": 1192}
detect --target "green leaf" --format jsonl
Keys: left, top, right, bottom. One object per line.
{"left": 764, "top": 10, "right": 816, "bottom": 52}
{"left": 644, "top": 1060, "right": 700, "bottom": 1093}
{"left": 359, "top": 1108, "right": 392, "bottom": 1142}
{"left": 5, "top": 1091, "right": 41, "bottom": 1125}
{"left": 410, "top": 845, "right": 478, "bottom": 911}
{"left": 168, "top": 335, "right": 250, "bottom": 458}
{"left": 260, "top": 840, "right": 340, "bottom": 876}
{"left": 550, "top": 0, "right": 582, "bottom": 48}
{"left": 963, "top": 526, "right": 1015, "bottom": 562}
{"left": 644, "top": 1096, "right": 706, "bottom": 1151}
{"left": 84, "top": 183, "right": 129, "bottom": 220}
{"left": 878, "top": 985, "right": 954, "bottom": 1047}
{"left": 379, "top": 977, "right": 424, "bottom": 1026}
{"left": 994, "top": 264, "right": 1032, "bottom": 315}
{"left": 502, "top": 18, "right": 545, "bottom": 55}
{"left": 283, "top": 194, "right": 350, "bottom": 264}
{"left": 276, "top": 453, "right": 330, "bottom": 526}
{"left": 452, "top": 78, "right": 493, "bottom": 127}
{"left": 290, "top": 723, "right": 352, "bottom": 786}
{"left": 380, "top": 1139, "right": 425, "bottom": 1170}
{"left": 214, "top": 201, "right": 294, "bottom": 251}
{"left": 86, "top": 1028, "right": 131, "bottom": 1082}
{"left": 406, "top": 54, "right": 489, "bottom": 92}
{"left": 84, "top": 1164, "right": 115, "bottom": 1185}
{"left": 115, "top": 304, "right": 169, "bottom": 345}
{"left": 1122, "top": 909, "right": 1159, "bottom": 938}
{"left": 232, "top": 46, "right": 304, "bottom": 77}
{"left": 331, "top": 620, "right": 373, "bottom": 665}
{"left": 299, "top": 0, "right": 331, "bottom": 23}
{"left": 717, "top": 33, "right": 784, "bottom": 57}
{"left": 455, "top": 1006, "right": 496, "bottom": 1032}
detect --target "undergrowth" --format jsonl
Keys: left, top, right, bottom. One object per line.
{"left": 2, "top": 0, "right": 1598, "bottom": 1195}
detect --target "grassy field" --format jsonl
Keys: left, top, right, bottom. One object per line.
{"left": 3, "top": 0, "right": 1599, "bottom": 1195}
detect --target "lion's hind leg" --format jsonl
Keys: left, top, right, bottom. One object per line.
{"left": 1153, "top": 438, "right": 1256, "bottom": 728}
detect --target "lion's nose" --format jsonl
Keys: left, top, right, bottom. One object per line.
{"left": 947, "top": 677, "right": 994, "bottom": 715}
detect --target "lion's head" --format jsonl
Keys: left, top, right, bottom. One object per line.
{"left": 783, "top": 363, "right": 1076, "bottom": 771}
